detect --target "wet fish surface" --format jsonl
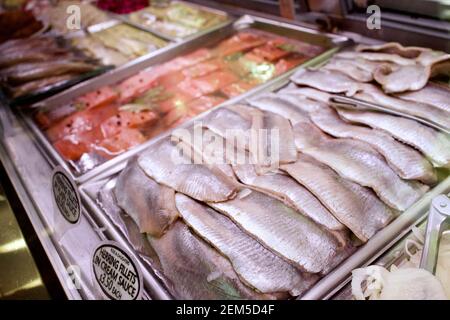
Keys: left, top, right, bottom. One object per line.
{"left": 148, "top": 221, "right": 277, "bottom": 299}
{"left": 232, "top": 164, "right": 348, "bottom": 239}
{"left": 396, "top": 82, "right": 450, "bottom": 115}
{"left": 209, "top": 189, "right": 351, "bottom": 274}
{"left": 338, "top": 109, "right": 450, "bottom": 168}
{"left": 138, "top": 138, "right": 239, "bottom": 202}
{"left": 114, "top": 157, "right": 179, "bottom": 237}
{"left": 310, "top": 109, "right": 437, "bottom": 185}
{"left": 281, "top": 154, "right": 394, "bottom": 242}
{"left": 293, "top": 122, "right": 428, "bottom": 211}
{"left": 175, "top": 193, "right": 319, "bottom": 296}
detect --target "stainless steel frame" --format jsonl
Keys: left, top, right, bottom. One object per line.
{"left": 112, "top": 0, "right": 232, "bottom": 42}
{"left": 22, "top": 14, "right": 348, "bottom": 184}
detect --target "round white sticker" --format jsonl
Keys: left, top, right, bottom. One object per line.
{"left": 92, "top": 242, "right": 143, "bottom": 300}
{"left": 52, "top": 167, "right": 80, "bottom": 224}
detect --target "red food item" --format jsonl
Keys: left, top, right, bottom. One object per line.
{"left": 187, "top": 95, "right": 226, "bottom": 115}
{"left": 46, "top": 103, "right": 118, "bottom": 142}
{"left": 117, "top": 69, "right": 162, "bottom": 103}
{"left": 96, "top": 128, "right": 146, "bottom": 159}
{"left": 221, "top": 81, "right": 258, "bottom": 98}
{"left": 96, "top": 0, "right": 148, "bottom": 14}
{"left": 100, "top": 110, "right": 158, "bottom": 137}
{"left": 251, "top": 43, "right": 291, "bottom": 62}
{"left": 274, "top": 55, "right": 307, "bottom": 76}
{"left": 75, "top": 86, "right": 118, "bottom": 110}
{"left": 157, "top": 92, "right": 193, "bottom": 114}
{"left": 182, "top": 59, "right": 223, "bottom": 78}
{"left": 216, "top": 32, "right": 266, "bottom": 57}
{"left": 52, "top": 127, "right": 104, "bottom": 161}
{"left": 187, "top": 70, "right": 238, "bottom": 96}
{"left": 170, "top": 48, "right": 213, "bottom": 70}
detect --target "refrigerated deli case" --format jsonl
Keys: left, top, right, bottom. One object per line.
{"left": 0, "top": 0, "right": 449, "bottom": 300}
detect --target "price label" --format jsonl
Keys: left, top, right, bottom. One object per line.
{"left": 92, "top": 242, "right": 143, "bottom": 300}
{"left": 52, "top": 167, "right": 80, "bottom": 224}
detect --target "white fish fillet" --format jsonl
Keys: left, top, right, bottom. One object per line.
{"left": 251, "top": 109, "right": 297, "bottom": 166}
{"left": 176, "top": 194, "right": 319, "bottom": 296}
{"left": 114, "top": 157, "right": 178, "bottom": 237}
{"left": 335, "top": 51, "right": 416, "bottom": 66}
{"left": 322, "top": 58, "right": 378, "bottom": 82}
{"left": 310, "top": 109, "right": 437, "bottom": 185}
{"left": 355, "top": 84, "right": 450, "bottom": 129}
{"left": 290, "top": 68, "right": 362, "bottom": 96}
{"left": 247, "top": 93, "right": 310, "bottom": 125}
{"left": 356, "top": 42, "right": 431, "bottom": 59}
{"left": 281, "top": 154, "right": 394, "bottom": 242}
{"left": 209, "top": 189, "right": 351, "bottom": 274}
{"left": 373, "top": 63, "right": 429, "bottom": 93}
{"left": 293, "top": 122, "right": 428, "bottom": 211}
{"left": 138, "top": 138, "right": 239, "bottom": 202}
{"left": 232, "top": 164, "right": 349, "bottom": 238}
{"left": 278, "top": 85, "right": 332, "bottom": 103}
{"left": 396, "top": 82, "right": 450, "bottom": 115}
{"left": 338, "top": 109, "right": 450, "bottom": 168}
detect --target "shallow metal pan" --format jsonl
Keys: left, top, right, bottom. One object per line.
{"left": 110, "top": 0, "right": 232, "bottom": 42}
{"left": 21, "top": 14, "right": 348, "bottom": 184}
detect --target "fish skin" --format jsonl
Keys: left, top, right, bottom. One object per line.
{"left": 373, "top": 63, "right": 429, "bottom": 93}
{"left": 148, "top": 221, "right": 278, "bottom": 300}
{"left": 293, "top": 122, "right": 428, "bottom": 211}
{"left": 356, "top": 42, "right": 431, "bottom": 59}
{"left": 251, "top": 109, "right": 297, "bottom": 166}
{"left": 0, "top": 50, "right": 70, "bottom": 68}
{"left": 175, "top": 193, "right": 319, "bottom": 296}
{"left": 209, "top": 189, "right": 351, "bottom": 274}
{"left": 355, "top": 84, "right": 450, "bottom": 129}
{"left": 5, "top": 61, "right": 96, "bottom": 85}
{"left": 278, "top": 85, "right": 332, "bottom": 103}
{"left": 9, "top": 74, "right": 73, "bottom": 97}
{"left": 396, "top": 82, "right": 450, "bottom": 115}
{"left": 338, "top": 109, "right": 450, "bottom": 168}
{"left": 247, "top": 93, "right": 310, "bottom": 125}
{"left": 203, "top": 105, "right": 253, "bottom": 148}
{"left": 335, "top": 51, "right": 416, "bottom": 66}
{"left": 138, "top": 138, "right": 239, "bottom": 202}
{"left": 232, "top": 164, "right": 350, "bottom": 242}
{"left": 310, "top": 109, "right": 437, "bottom": 185}
{"left": 322, "top": 58, "right": 378, "bottom": 82}
{"left": 281, "top": 154, "right": 394, "bottom": 242}
{"left": 114, "top": 157, "right": 179, "bottom": 237}
{"left": 290, "top": 68, "right": 361, "bottom": 96}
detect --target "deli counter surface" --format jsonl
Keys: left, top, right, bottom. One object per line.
{"left": 0, "top": 0, "right": 449, "bottom": 301}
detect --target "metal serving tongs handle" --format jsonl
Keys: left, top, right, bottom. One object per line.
{"left": 329, "top": 95, "right": 450, "bottom": 135}
{"left": 419, "top": 195, "right": 450, "bottom": 274}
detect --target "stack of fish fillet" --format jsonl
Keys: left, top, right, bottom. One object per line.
{"left": 99, "top": 69, "right": 449, "bottom": 298}
{"left": 290, "top": 42, "right": 450, "bottom": 130}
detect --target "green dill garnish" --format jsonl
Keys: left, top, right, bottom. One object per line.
{"left": 277, "top": 43, "right": 297, "bottom": 52}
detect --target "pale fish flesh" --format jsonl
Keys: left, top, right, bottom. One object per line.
{"left": 114, "top": 157, "right": 179, "bottom": 237}
{"left": 138, "top": 138, "right": 239, "bottom": 202}
{"left": 175, "top": 193, "right": 319, "bottom": 296}
{"left": 356, "top": 42, "right": 431, "bottom": 59}
{"left": 148, "top": 221, "right": 278, "bottom": 299}
{"left": 396, "top": 82, "right": 450, "bottom": 115}
{"left": 247, "top": 93, "right": 310, "bottom": 125}
{"left": 310, "top": 109, "right": 437, "bottom": 185}
{"left": 209, "top": 189, "right": 351, "bottom": 274}
{"left": 322, "top": 57, "right": 379, "bottom": 82}
{"left": 335, "top": 51, "right": 416, "bottom": 66}
{"left": 290, "top": 68, "right": 361, "bottom": 96}
{"left": 355, "top": 84, "right": 450, "bottom": 129}
{"left": 293, "top": 122, "right": 428, "bottom": 211}
{"left": 338, "top": 109, "right": 450, "bottom": 168}
{"left": 251, "top": 108, "right": 297, "bottom": 166}
{"left": 278, "top": 85, "right": 332, "bottom": 104}
{"left": 232, "top": 164, "right": 350, "bottom": 245}
{"left": 281, "top": 154, "right": 394, "bottom": 242}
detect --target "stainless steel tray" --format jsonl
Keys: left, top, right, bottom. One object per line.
{"left": 77, "top": 67, "right": 450, "bottom": 299}
{"left": 111, "top": 0, "right": 232, "bottom": 42}
{"left": 22, "top": 14, "right": 348, "bottom": 184}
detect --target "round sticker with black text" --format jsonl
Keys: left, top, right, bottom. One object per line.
{"left": 92, "top": 242, "right": 143, "bottom": 300}
{"left": 52, "top": 167, "right": 80, "bottom": 224}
